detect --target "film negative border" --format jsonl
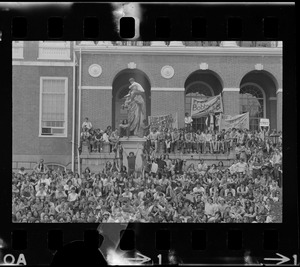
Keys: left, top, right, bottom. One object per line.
{"left": 0, "top": 2, "right": 297, "bottom": 266}
{"left": 0, "top": 3, "right": 288, "bottom": 41}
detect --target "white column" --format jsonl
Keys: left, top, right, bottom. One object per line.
{"left": 71, "top": 49, "right": 76, "bottom": 172}
{"left": 222, "top": 88, "right": 240, "bottom": 115}
{"left": 220, "top": 41, "right": 238, "bottom": 47}
{"left": 151, "top": 41, "right": 167, "bottom": 46}
{"left": 169, "top": 41, "right": 184, "bottom": 46}
{"left": 77, "top": 49, "right": 82, "bottom": 175}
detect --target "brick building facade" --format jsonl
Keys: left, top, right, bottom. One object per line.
{"left": 12, "top": 41, "right": 282, "bottom": 172}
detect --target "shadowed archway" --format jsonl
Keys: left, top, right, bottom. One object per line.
{"left": 240, "top": 70, "right": 278, "bottom": 130}
{"left": 112, "top": 69, "right": 151, "bottom": 130}
{"left": 184, "top": 69, "right": 223, "bottom": 132}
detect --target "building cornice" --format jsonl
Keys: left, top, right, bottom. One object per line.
{"left": 13, "top": 60, "right": 74, "bottom": 67}
{"left": 222, "top": 88, "right": 240, "bottom": 92}
{"left": 80, "top": 86, "right": 112, "bottom": 90}
{"left": 151, "top": 87, "right": 184, "bottom": 91}
{"left": 80, "top": 86, "right": 185, "bottom": 91}
{"left": 74, "top": 46, "right": 282, "bottom": 57}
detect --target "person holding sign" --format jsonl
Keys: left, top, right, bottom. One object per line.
{"left": 259, "top": 118, "right": 270, "bottom": 142}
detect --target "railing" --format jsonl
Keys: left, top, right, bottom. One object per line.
{"left": 76, "top": 41, "right": 151, "bottom": 46}
{"left": 111, "top": 41, "right": 151, "bottom": 46}
{"left": 76, "top": 41, "right": 282, "bottom": 48}
{"left": 183, "top": 41, "right": 221, "bottom": 47}
{"left": 38, "top": 41, "right": 71, "bottom": 60}
{"left": 12, "top": 41, "right": 24, "bottom": 59}
{"left": 237, "top": 41, "right": 279, "bottom": 47}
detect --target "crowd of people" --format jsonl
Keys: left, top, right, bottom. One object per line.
{"left": 12, "top": 120, "right": 282, "bottom": 223}
{"left": 79, "top": 117, "right": 282, "bottom": 156}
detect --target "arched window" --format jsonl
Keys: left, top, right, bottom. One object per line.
{"left": 240, "top": 84, "right": 265, "bottom": 131}
{"left": 185, "top": 82, "right": 213, "bottom": 132}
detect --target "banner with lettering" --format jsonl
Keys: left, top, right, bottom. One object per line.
{"left": 148, "top": 113, "right": 178, "bottom": 131}
{"left": 219, "top": 112, "right": 250, "bottom": 130}
{"left": 191, "top": 94, "right": 223, "bottom": 117}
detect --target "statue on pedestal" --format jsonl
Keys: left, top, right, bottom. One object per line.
{"left": 122, "top": 78, "right": 147, "bottom": 138}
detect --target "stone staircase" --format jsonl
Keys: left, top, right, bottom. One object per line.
{"left": 80, "top": 149, "right": 236, "bottom": 173}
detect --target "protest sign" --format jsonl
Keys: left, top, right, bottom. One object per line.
{"left": 219, "top": 112, "right": 249, "bottom": 130}
{"left": 148, "top": 113, "right": 178, "bottom": 131}
{"left": 191, "top": 94, "right": 223, "bottom": 117}
{"left": 259, "top": 118, "right": 270, "bottom": 127}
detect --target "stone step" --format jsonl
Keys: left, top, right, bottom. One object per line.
{"left": 80, "top": 151, "right": 236, "bottom": 173}
{"left": 80, "top": 152, "right": 236, "bottom": 160}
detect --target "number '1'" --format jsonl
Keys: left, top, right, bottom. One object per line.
{"left": 293, "top": 254, "right": 297, "bottom": 265}
{"left": 157, "top": 254, "right": 162, "bottom": 265}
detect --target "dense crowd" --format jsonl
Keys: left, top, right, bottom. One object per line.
{"left": 12, "top": 121, "right": 282, "bottom": 223}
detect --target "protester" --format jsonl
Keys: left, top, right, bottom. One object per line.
{"left": 184, "top": 112, "right": 193, "bottom": 131}
{"left": 82, "top": 117, "right": 93, "bottom": 130}
{"left": 119, "top": 119, "right": 130, "bottom": 138}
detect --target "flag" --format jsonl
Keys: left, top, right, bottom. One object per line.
{"left": 191, "top": 94, "right": 223, "bottom": 117}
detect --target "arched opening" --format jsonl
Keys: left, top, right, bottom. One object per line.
{"left": 240, "top": 83, "right": 265, "bottom": 131}
{"left": 112, "top": 69, "right": 151, "bottom": 130}
{"left": 184, "top": 70, "right": 223, "bottom": 132}
{"left": 240, "top": 70, "right": 278, "bottom": 131}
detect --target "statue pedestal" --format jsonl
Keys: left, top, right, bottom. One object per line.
{"left": 119, "top": 136, "right": 146, "bottom": 173}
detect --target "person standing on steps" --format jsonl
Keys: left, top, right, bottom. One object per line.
{"left": 123, "top": 143, "right": 140, "bottom": 177}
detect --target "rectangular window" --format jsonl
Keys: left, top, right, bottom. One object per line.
{"left": 39, "top": 77, "right": 68, "bottom": 137}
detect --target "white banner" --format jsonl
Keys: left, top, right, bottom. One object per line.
{"left": 219, "top": 112, "right": 250, "bottom": 131}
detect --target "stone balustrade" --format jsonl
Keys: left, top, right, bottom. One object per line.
{"left": 76, "top": 40, "right": 281, "bottom": 48}
{"left": 38, "top": 41, "right": 71, "bottom": 60}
